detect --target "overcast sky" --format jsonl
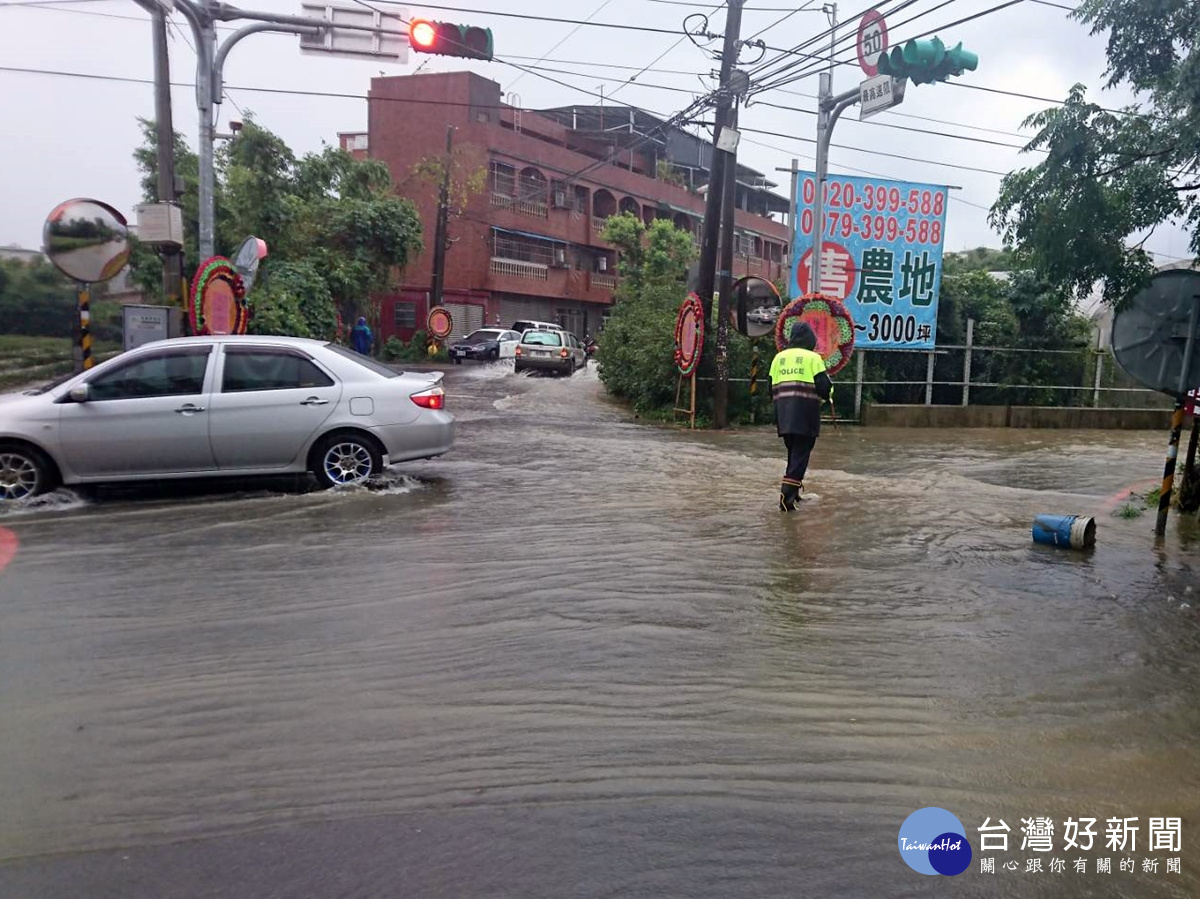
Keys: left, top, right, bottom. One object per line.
{"left": 0, "top": 0, "right": 1192, "bottom": 262}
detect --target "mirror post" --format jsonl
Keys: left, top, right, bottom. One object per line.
{"left": 77, "top": 283, "right": 93, "bottom": 373}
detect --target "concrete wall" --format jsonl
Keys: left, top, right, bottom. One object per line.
{"left": 862, "top": 404, "right": 1173, "bottom": 430}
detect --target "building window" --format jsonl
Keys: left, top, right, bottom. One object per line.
{"left": 735, "top": 233, "right": 756, "bottom": 257}
{"left": 351, "top": 134, "right": 368, "bottom": 150}
{"left": 574, "top": 185, "right": 589, "bottom": 214}
{"left": 490, "top": 161, "right": 516, "bottom": 198}
{"left": 393, "top": 302, "right": 417, "bottom": 328}
{"left": 494, "top": 232, "right": 556, "bottom": 266}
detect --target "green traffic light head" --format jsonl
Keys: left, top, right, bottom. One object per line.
{"left": 943, "top": 41, "right": 979, "bottom": 73}
{"left": 900, "top": 37, "right": 946, "bottom": 67}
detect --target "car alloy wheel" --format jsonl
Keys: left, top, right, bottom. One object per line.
{"left": 0, "top": 449, "right": 44, "bottom": 501}
{"left": 321, "top": 441, "right": 376, "bottom": 487}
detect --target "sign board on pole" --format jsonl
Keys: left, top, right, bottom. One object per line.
{"left": 791, "top": 171, "right": 950, "bottom": 350}
{"left": 122, "top": 304, "right": 182, "bottom": 351}
{"left": 300, "top": 2, "right": 409, "bottom": 62}
{"left": 135, "top": 202, "right": 184, "bottom": 248}
{"left": 856, "top": 9, "right": 888, "bottom": 77}
{"left": 859, "top": 74, "right": 905, "bottom": 119}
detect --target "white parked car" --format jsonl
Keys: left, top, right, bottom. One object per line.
{"left": 0, "top": 335, "right": 455, "bottom": 500}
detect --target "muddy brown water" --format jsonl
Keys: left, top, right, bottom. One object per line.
{"left": 0, "top": 362, "right": 1197, "bottom": 897}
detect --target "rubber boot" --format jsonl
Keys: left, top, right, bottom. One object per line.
{"left": 780, "top": 483, "right": 800, "bottom": 512}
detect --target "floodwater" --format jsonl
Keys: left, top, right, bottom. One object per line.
{"left": 0, "top": 362, "right": 1197, "bottom": 898}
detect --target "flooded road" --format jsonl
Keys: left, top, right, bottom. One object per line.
{"left": 1, "top": 362, "right": 1197, "bottom": 898}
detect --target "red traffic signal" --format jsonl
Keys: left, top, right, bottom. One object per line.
{"left": 409, "top": 19, "right": 437, "bottom": 50}
{"left": 407, "top": 18, "right": 494, "bottom": 61}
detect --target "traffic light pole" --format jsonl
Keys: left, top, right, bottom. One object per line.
{"left": 809, "top": 76, "right": 861, "bottom": 293}
{"left": 169, "top": 0, "right": 391, "bottom": 260}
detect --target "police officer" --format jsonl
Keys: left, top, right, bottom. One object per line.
{"left": 769, "top": 321, "right": 833, "bottom": 512}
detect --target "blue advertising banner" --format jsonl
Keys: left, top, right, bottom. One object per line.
{"left": 791, "top": 171, "right": 949, "bottom": 350}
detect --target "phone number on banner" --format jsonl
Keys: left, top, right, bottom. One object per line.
{"left": 822, "top": 212, "right": 943, "bottom": 244}
{"left": 803, "top": 180, "right": 947, "bottom": 216}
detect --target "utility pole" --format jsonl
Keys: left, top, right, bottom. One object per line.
{"left": 713, "top": 96, "right": 741, "bottom": 429}
{"left": 430, "top": 126, "right": 453, "bottom": 310}
{"left": 696, "top": 0, "right": 745, "bottom": 322}
{"left": 697, "top": 0, "right": 745, "bottom": 429}
{"left": 150, "top": 6, "right": 184, "bottom": 306}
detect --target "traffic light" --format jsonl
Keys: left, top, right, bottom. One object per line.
{"left": 875, "top": 37, "right": 978, "bottom": 85}
{"left": 408, "top": 18, "right": 493, "bottom": 60}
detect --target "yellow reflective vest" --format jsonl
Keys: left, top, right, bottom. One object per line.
{"left": 769, "top": 347, "right": 832, "bottom": 436}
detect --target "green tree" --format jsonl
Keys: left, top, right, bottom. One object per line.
{"left": 0, "top": 257, "right": 77, "bottom": 337}
{"left": 596, "top": 214, "right": 697, "bottom": 414}
{"left": 989, "top": 0, "right": 1199, "bottom": 306}
{"left": 131, "top": 114, "right": 423, "bottom": 340}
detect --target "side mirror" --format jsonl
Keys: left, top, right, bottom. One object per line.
{"left": 68, "top": 383, "right": 90, "bottom": 403}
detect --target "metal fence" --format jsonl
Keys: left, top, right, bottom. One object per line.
{"left": 843, "top": 318, "right": 1170, "bottom": 420}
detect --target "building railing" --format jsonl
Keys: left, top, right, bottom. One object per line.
{"left": 491, "top": 193, "right": 549, "bottom": 219}
{"left": 490, "top": 257, "right": 548, "bottom": 280}
{"left": 590, "top": 272, "right": 618, "bottom": 291}
{"left": 592, "top": 216, "right": 610, "bottom": 234}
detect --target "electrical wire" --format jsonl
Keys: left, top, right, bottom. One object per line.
{"left": 504, "top": 0, "right": 616, "bottom": 92}
{"left": 744, "top": 0, "right": 822, "bottom": 43}
{"left": 733, "top": 123, "right": 1012, "bottom": 175}
{"left": 749, "top": 98, "right": 1041, "bottom": 151}
{"left": 606, "top": 1, "right": 727, "bottom": 101}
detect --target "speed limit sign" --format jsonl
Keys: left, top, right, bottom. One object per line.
{"left": 856, "top": 10, "right": 888, "bottom": 77}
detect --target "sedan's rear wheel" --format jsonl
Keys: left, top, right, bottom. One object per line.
{"left": 0, "top": 444, "right": 53, "bottom": 501}
{"left": 311, "top": 433, "right": 382, "bottom": 489}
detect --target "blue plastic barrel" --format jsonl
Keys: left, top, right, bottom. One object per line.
{"left": 1032, "top": 514, "right": 1096, "bottom": 550}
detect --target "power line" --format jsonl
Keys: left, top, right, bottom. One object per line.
{"left": 606, "top": 0, "right": 726, "bottom": 100}
{"left": 503, "top": 0, "right": 615, "bottom": 92}
{"left": 735, "top": 123, "right": 1011, "bottom": 175}
{"left": 750, "top": 98, "right": 1041, "bottom": 151}
{"left": 770, "top": 86, "right": 1035, "bottom": 139}
{"left": 745, "top": 0, "right": 822, "bottom": 43}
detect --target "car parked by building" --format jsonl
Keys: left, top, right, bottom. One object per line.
{"left": 510, "top": 319, "right": 564, "bottom": 336}
{"left": 0, "top": 335, "right": 454, "bottom": 501}
{"left": 513, "top": 330, "right": 586, "bottom": 376}
{"left": 448, "top": 328, "right": 521, "bottom": 363}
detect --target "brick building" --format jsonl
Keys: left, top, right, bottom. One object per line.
{"left": 341, "top": 71, "right": 791, "bottom": 343}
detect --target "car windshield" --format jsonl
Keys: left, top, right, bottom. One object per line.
{"left": 522, "top": 332, "right": 562, "bottom": 346}
{"left": 464, "top": 330, "right": 501, "bottom": 342}
{"left": 325, "top": 343, "right": 400, "bottom": 377}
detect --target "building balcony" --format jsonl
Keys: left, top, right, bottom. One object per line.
{"left": 592, "top": 216, "right": 608, "bottom": 234}
{"left": 490, "top": 257, "right": 548, "bottom": 280}
{"left": 491, "top": 193, "right": 549, "bottom": 219}
{"left": 589, "top": 272, "right": 618, "bottom": 291}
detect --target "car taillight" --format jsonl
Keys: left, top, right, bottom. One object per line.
{"left": 514, "top": 346, "right": 523, "bottom": 357}
{"left": 559, "top": 348, "right": 569, "bottom": 358}
{"left": 410, "top": 387, "right": 444, "bottom": 410}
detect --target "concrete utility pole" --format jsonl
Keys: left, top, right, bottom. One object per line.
{"left": 696, "top": 0, "right": 745, "bottom": 321}
{"left": 429, "top": 126, "right": 453, "bottom": 310}
{"left": 697, "top": 0, "right": 745, "bottom": 429}
{"left": 713, "top": 96, "right": 741, "bottom": 429}
{"left": 149, "top": 5, "right": 185, "bottom": 305}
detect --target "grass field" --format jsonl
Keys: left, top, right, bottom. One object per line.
{"left": 0, "top": 335, "right": 121, "bottom": 391}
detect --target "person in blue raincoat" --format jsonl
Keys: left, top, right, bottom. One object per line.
{"left": 350, "top": 316, "right": 373, "bottom": 355}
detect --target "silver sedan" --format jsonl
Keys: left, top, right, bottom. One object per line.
{"left": 0, "top": 335, "right": 455, "bottom": 500}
